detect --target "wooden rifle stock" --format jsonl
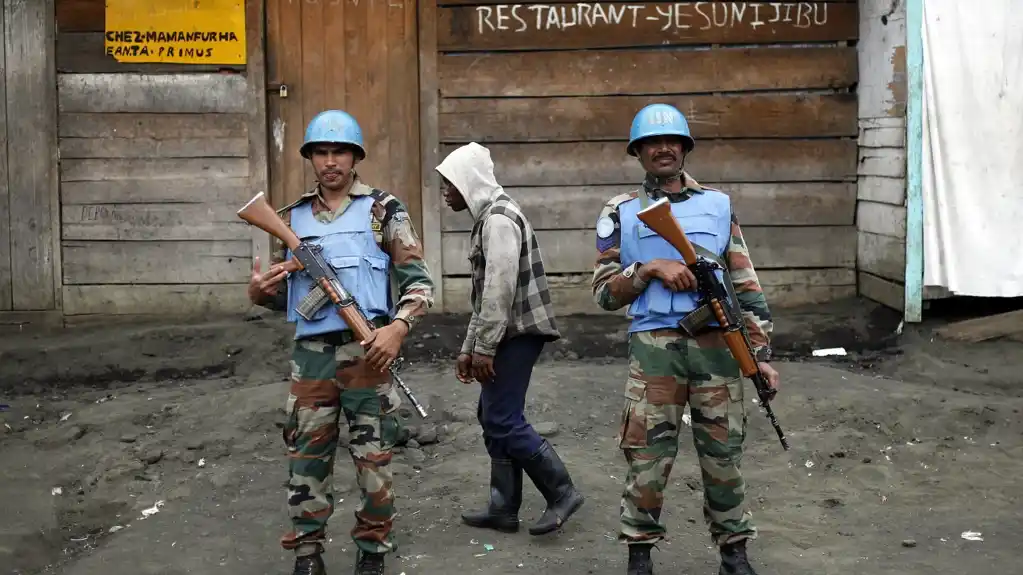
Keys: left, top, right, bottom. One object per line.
{"left": 235, "top": 191, "right": 376, "bottom": 342}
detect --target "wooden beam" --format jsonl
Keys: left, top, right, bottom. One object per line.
{"left": 62, "top": 284, "right": 251, "bottom": 315}
{"left": 440, "top": 93, "right": 859, "bottom": 142}
{"left": 57, "top": 73, "right": 249, "bottom": 114}
{"left": 0, "top": 0, "right": 10, "bottom": 310}
{"left": 859, "top": 271, "right": 905, "bottom": 312}
{"left": 61, "top": 158, "right": 249, "bottom": 181}
{"left": 61, "top": 203, "right": 252, "bottom": 241}
{"left": 933, "top": 310, "right": 1023, "bottom": 343}
{"left": 5, "top": 0, "right": 60, "bottom": 310}
{"left": 903, "top": 0, "right": 924, "bottom": 322}
{"left": 439, "top": 47, "right": 858, "bottom": 98}
{"left": 441, "top": 226, "right": 857, "bottom": 274}
{"left": 419, "top": 0, "right": 444, "bottom": 311}
{"left": 443, "top": 268, "right": 857, "bottom": 315}
{"left": 441, "top": 182, "right": 857, "bottom": 231}
{"left": 246, "top": 0, "right": 271, "bottom": 272}
{"left": 439, "top": 139, "right": 857, "bottom": 186}
{"left": 59, "top": 113, "right": 248, "bottom": 139}
{"left": 438, "top": 1, "right": 858, "bottom": 51}
{"left": 62, "top": 240, "right": 252, "bottom": 284}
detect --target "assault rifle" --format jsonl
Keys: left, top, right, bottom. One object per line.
{"left": 636, "top": 197, "right": 789, "bottom": 451}
{"left": 236, "top": 191, "right": 429, "bottom": 419}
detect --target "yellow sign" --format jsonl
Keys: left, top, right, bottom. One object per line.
{"left": 104, "top": 0, "right": 246, "bottom": 65}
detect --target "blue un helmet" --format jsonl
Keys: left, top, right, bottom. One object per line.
{"left": 626, "top": 103, "right": 695, "bottom": 157}
{"left": 300, "top": 110, "right": 366, "bottom": 160}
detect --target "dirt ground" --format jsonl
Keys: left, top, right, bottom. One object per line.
{"left": 1, "top": 296, "right": 1021, "bottom": 575}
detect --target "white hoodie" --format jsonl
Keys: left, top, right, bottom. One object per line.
{"left": 436, "top": 142, "right": 560, "bottom": 356}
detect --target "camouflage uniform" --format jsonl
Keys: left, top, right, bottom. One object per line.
{"left": 259, "top": 175, "right": 434, "bottom": 557}
{"left": 591, "top": 173, "right": 773, "bottom": 549}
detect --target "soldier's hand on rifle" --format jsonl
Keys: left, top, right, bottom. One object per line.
{"left": 470, "top": 353, "right": 496, "bottom": 384}
{"left": 247, "top": 256, "right": 288, "bottom": 304}
{"left": 759, "top": 362, "right": 780, "bottom": 393}
{"left": 362, "top": 321, "right": 410, "bottom": 373}
{"left": 639, "top": 259, "right": 697, "bottom": 292}
{"left": 455, "top": 353, "right": 473, "bottom": 384}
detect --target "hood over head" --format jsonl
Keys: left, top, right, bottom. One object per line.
{"left": 435, "top": 142, "right": 503, "bottom": 220}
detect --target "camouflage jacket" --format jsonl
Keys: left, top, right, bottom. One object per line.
{"left": 590, "top": 173, "right": 774, "bottom": 360}
{"left": 260, "top": 174, "right": 435, "bottom": 333}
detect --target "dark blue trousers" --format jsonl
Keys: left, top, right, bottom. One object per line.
{"left": 477, "top": 334, "right": 546, "bottom": 461}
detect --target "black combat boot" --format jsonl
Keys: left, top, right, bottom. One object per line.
{"left": 292, "top": 553, "right": 325, "bottom": 575}
{"left": 461, "top": 457, "right": 522, "bottom": 532}
{"left": 519, "top": 440, "right": 585, "bottom": 535}
{"left": 719, "top": 539, "right": 758, "bottom": 575}
{"left": 354, "top": 550, "right": 385, "bottom": 575}
{"left": 627, "top": 543, "right": 654, "bottom": 575}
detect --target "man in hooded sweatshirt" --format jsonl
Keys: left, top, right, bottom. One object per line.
{"left": 435, "top": 141, "right": 585, "bottom": 536}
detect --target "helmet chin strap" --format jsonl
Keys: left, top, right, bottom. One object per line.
{"left": 645, "top": 159, "right": 686, "bottom": 192}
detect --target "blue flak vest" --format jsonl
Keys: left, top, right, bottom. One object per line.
{"left": 618, "top": 190, "right": 734, "bottom": 334}
{"left": 285, "top": 196, "right": 392, "bottom": 340}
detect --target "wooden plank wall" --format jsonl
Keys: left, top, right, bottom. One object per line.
{"left": 0, "top": 1, "right": 61, "bottom": 313}
{"left": 55, "top": 0, "right": 257, "bottom": 315}
{"left": 432, "top": 0, "right": 860, "bottom": 314}
{"left": 856, "top": 0, "right": 908, "bottom": 311}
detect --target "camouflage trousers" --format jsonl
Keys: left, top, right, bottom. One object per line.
{"left": 280, "top": 337, "right": 404, "bottom": 556}
{"left": 617, "top": 328, "right": 755, "bottom": 548}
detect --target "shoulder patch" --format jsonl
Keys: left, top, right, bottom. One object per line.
{"left": 596, "top": 216, "right": 615, "bottom": 239}
{"left": 605, "top": 190, "right": 640, "bottom": 210}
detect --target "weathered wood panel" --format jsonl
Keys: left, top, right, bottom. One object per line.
{"left": 440, "top": 93, "right": 857, "bottom": 142}
{"left": 61, "top": 178, "right": 249, "bottom": 205}
{"left": 858, "top": 231, "right": 905, "bottom": 282}
{"left": 439, "top": 0, "right": 857, "bottom": 6}
{"left": 79, "top": 133, "right": 246, "bottom": 159}
{"left": 56, "top": 32, "right": 245, "bottom": 74}
{"left": 6, "top": 0, "right": 59, "bottom": 310}
{"left": 441, "top": 182, "right": 856, "bottom": 231}
{"left": 60, "top": 137, "right": 249, "bottom": 159}
{"left": 62, "top": 240, "right": 251, "bottom": 284}
{"left": 246, "top": 0, "right": 272, "bottom": 270}
{"left": 442, "top": 226, "right": 856, "bottom": 274}
{"left": 0, "top": 0, "right": 10, "bottom": 310}
{"left": 62, "top": 203, "right": 251, "bottom": 241}
{"left": 59, "top": 113, "right": 248, "bottom": 138}
{"left": 439, "top": 140, "right": 857, "bottom": 186}
{"left": 55, "top": 0, "right": 103, "bottom": 32}
{"left": 439, "top": 47, "right": 857, "bottom": 98}
{"left": 857, "top": 200, "right": 906, "bottom": 238}
{"left": 444, "top": 268, "right": 856, "bottom": 314}
{"left": 61, "top": 158, "right": 249, "bottom": 181}
{"left": 58, "top": 73, "right": 249, "bottom": 114}
{"left": 858, "top": 271, "right": 904, "bottom": 311}
{"left": 62, "top": 284, "right": 251, "bottom": 315}
{"left": 440, "top": 1, "right": 857, "bottom": 51}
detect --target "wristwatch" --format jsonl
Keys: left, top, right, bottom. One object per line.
{"left": 622, "top": 262, "right": 641, "bottom": 279}
{"left": 754, "top": 346, "right": 773, "bottom": 363}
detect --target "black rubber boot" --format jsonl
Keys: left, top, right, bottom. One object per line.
{"left": 354, "top": 550, "right": 385, "bottom": 575}
{"left": 519, "top": 440, "right": 585, "bottom": 535}
{"left": 292, "top": 553, "right": 325, "bottom": 575}
{"left": 719, "top": 539, "right": 758, "bottom": 575}
{"left": 461, "top": 457, "right": 522, "bottom": 532}
{"left": 627, "top": 543, "right": 654, "bottom": 575}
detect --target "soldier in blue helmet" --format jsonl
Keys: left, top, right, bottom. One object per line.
{"left": 590, "top": 103, "right": 781, "bottom": 575}
{"left": 247, "top": 109, "right": 436, "bottom": 575}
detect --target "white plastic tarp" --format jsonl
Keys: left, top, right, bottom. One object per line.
{"left": 921, "top": 0, "right": 1023, "bottom": 297}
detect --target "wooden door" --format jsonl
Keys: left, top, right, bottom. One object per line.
{"left": 265, "top": 0, "right": 422, "bottom": 230}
